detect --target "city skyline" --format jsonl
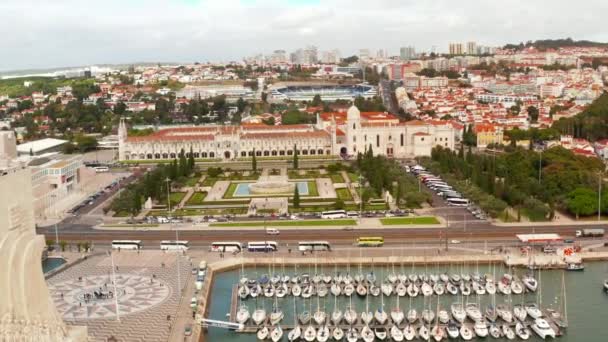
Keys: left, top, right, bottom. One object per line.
{"left": 2, "top": 0, "right": 608, "bottom": 71}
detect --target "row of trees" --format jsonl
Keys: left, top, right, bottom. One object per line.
{"left": 428, "top": 144, "right": 605, "bottom": 219}
{"left": 109, "top": 148, "right": 196, "bottom": 216}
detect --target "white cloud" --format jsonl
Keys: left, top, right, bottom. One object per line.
{"left": 1, "top": 0, "right": 608, "bottom": 70}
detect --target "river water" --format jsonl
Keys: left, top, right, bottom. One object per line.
{"left": 205, "top": 262, "right": 608, "bottom": 341}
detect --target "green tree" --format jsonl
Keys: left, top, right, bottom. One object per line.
{"left": 311, "top": 94, "right": 323, "bottom": 107}
{"left": 188, "top": 146, "right": 195, "bottom": 172}
{"left": 59, "top": 240, "right": 67, "bottom": 252}
{"left": 293, "top": 186, "right": 300, "bottom": 208}
{"left": 252, "top": 149, "right": 257, "bottom": 171}
{"left": 527, "top": 106, "right": 539, "bottom": 123}
{"left": 293, "top": 144, "right": 299, "bottom": 169}
{"left": 567, "top": 188, "right": 597, "bottom": 219}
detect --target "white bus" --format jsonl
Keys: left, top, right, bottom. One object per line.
{"left": 160, "top": 240, "right": 189, "bottom": 251}
{"left": 247, "top": 241, "right": 279, "bottom": 252}
{"left": 210, "top": 241, "right": 243, "bottom": 253}
{"left": 93, "top": 166, "right": 109, "bottom": 173}
{"left": 446, "top": 198, "right": 470, "bottom": 207}
{"left": 111, "top": 240, "right": 142, "bottom": 250}
{"left": 298, "top": 241, "right": 331, "bottom": 252}
{"left": 321, "top": 210, "right": 347, "bottom": 219}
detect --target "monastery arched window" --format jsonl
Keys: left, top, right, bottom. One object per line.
{"left": 209, "top": 152, "right": 215, "bottom": 158}
{"left": 146, "top": 154, "right": 153, "bottom": 159}
{"left": 162, "top": 153, "right": 168, "bottom": 159}
{"left": 326, "top": 150, "right": 331, "bottom": 155}
{"left": 248, "top": 151, "right": 254, "bottom": 157}
{"left": 202, "top": 152, "right": 208, "bottom": 158}
{"left": 318, "top": 149, "right": 323, "bottom": 155}
{"left": 287, "top": 150, "right": 293, "bottom": 156}
{"left": 194, "top": 153, "right": 200, "bottom": 158}
{"left": 279, "top": 150, "right": 285, "bottom": 156}
{"left": 241, "top": 151, "right": 247, "bottom": 157}
{"left": 271, "top": 150, "right": 278, "bottom": 156}
{"left": 256, "top": 150, "right": 262, "bottom": 157}
{"left": 400, "top": 134, "right": 404, "bottom": 146}
{"left": 263, "top": 151, "right": 270, "bottom": 156}
{"left": 302, "top": 150, "right": 308, "bottom": 155}
{"left": 154, "top": 153, "right": 161, "bottom": 159}
{"left": 310, "top": 149, "right": 316, "bottom": 155}
{"left": 170, "top": 153, "right": 176, "bottom": 159}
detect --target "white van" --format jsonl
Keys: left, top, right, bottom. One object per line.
{"left": 266, "top": 228, "right": 280, "bottom": 235}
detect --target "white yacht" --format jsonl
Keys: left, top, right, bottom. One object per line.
{"left": 374, "top": 327, "right": 388, "bottom": 340}
{"left": 403, "top": 325, "right": 417, "bottom": 341}
{"left": 531, "top": 318, "right": 556, "bottom": 339}
{"left": 473, "top": 320, "right": 488, "bottom": 338}
{"left": 346, "top": 327, "right": 358, "bottom": 342}
{"left": 459, "top": 323, "right": 473, "bottom": 341}
{"left": 257, "top": 326, "right": 269, "bottom": 340}
{"left": 496, "top": 304, "right": 513, "bottom": 323}
{"left": 421, "top": 282, "right": 434, "bottom": 297}
{"left": 450, "top": 303, "right": 466, "bottom": 323}
{"left": 422, "top": 309, "right": 435, "bottom": 324}
{"left": 446, "top": 282, "right": 458, "bottom": 295}
{"left": 344, "top": 307, "right": 357, "bottom": 325}
{"left": 489, "top": 323, "right": 501, "bottom": 338}
{"left": 270, "top": 326, "right": 283, "bottom": 342}
{"left": 381, "top": 282, "right": 393, "bottom": 297}
{"left": 431, "top": 325, "right": 445, "bottom": 341}
{"left": 407, "top": 308, "right": 418, "bottom": 323}
{"left": 361, "top": 325, "right": 375, "bottom": 342}
{"left": 391, "top": 307, "right": 405, "bottom": 325}
{"left": 524, "top": 303, "right": 543, "bottom": 320}
{"left": 356, "top": 283, "right": 367, "bottom": 297}
{"left": 418, "top": 324, "right": 430, "bottom": 341}
{"left": 513, "top": 304, "right": 527, "bottom": 321}
{"left": 433, "top": 282, "right": 445, "bottom": 296}
{"left": 291, "top": 283, "right": 302, "bottom": 297}
{"left": 407, "top": 283, "right": 419, "bottom": 297}
{"left": 438, "top": 309, "right": 450, "bottom": 324}
{"left": 330, "top": 283, "right": 341, "bottom": 296}
{"left": 303, "top": 325, "right": 316, "bottom": 341}
{"left": 361, "top": 310, "right": 373, "bottom": 325}
{"left": 446, "top": 321, "right": 460, "bottom": 339}
{"left": 263, "top": 285, "right": 275, "bottom": 298}
{"left": 502, "top": 324, "right": 516, "bottom": 340}
{"left": 288, "top": 325, "right": 302, "bottom": 341}
{"left": 276, "top": 283, "right": 288, "bottom": 298}
{"left": 485, "top": 281, "right": 496, "bottom": 295}
{"left": 375, "top": 308, "right": 389, "bottom": 325}
{"left": 369, "top": 285, "right": 381, "bottom": 297}
{"left": 331, "top": 309, "right": 343, "bottom": 325}
{"left": 391, "top": 325, "right": 404, "bottom": 341}
{"left": 460, "top": 283, "right": 471, "bottom": 296}
{"left": 332, "top": 326, "right": 344, "bottom": 340}
{"left": 270, "top": 307, "right": 284, "bottom": 325}
{"left": 515, "top": 322, "right": 531, "bottom": 340}
{"left": 511, "top": 279, "right": 524, "bottom": 294}
{"left": 313, "top": 310, "right": 326, "bottom": 325}
{"left": 396, "top": 282, "right": 407, "bottom": 296}
{"left": 252, "top": 309, "right": 267, "bottom": 326}
{"left": 522, "top": 274, "right": 538, "bottom": 292}
{"left": 603, "top": 279, "right": 608, "bottom": 292}
{"left": 465, "top": 303, "right": 482, "bottom": 322}
{"left": 236, "top": 305, "right": 250, "bottom": 324}
{"left": 238, "top": 284, "right": 250, "bottom": 299}
{"left": 317, "top": 325, "right": 330, "bottom": 342}
{"left": 343, "top": 283, "right": 355, "bottom": 296}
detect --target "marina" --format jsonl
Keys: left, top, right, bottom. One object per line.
{"left": 203, "top": 258, "right": 608, "bottom": 341}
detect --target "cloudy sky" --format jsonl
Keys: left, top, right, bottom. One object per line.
{"left": 2, "top": 0, "right": 608, "bottom": 71}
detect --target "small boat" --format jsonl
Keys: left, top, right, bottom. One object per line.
{"left": 270, "top": 326, "right": 283, "bottom": 342}
{"left": 460, "top": 283, "right": 471, "bottom": 296}
{"left": 603, "top": 279, "right": 608, "bottom": 291}
{"left": 396, "top": 282, "right": 407, "bottom": 296}
{"left": 431, "top": 325, "right": 444, "bottom": 341}
{"left": 403, "top": 325, "right": 416, "bottom": 341}
{"left": 344, "top": 307, "right": 357, "bottom": 324}
{"left": 343, "top": 283, "right": 355, "bottom": 296}
{"left": 375, "top": 308, "right": 388, "bottom": 325}
{"left": 462, "top": 274, "right": 471, "bottom": 282}
{"left": 498, "top": 281, "right": 511, "bottom": 295}
{"left": 531, "top": 318, "right": 556, "bottom": 339}
{"left": 332, "top": 326, "right": 344, "bottom": 341}
{"left": 330, "top": 283, "right": 341, "bottom": 296}
{"left": 406, "top": 308, "right": 418, "bottom": 323}
{"left": 485, "top": 281, "right": 496, "bottom": 295}
{"left": 388, "top": 273, "right": 398, "bottom": 284}
{"left": 369, "top": 285, "right": 380, "bottom": 297}
{"left": 418, "top": 324, "right": 430, "bottom": 341}
{"left": 381, "top": 282, "right": 393, "bottom": 297}
{"left": 450, "top": 303, "right": 466, "bottom": 323}
{"left": 524, "top": 303, "right": 543, "bottom": 320}
{"left": 361, "top": 311, "right": 373, "bottom": 325}
{"left": 301, "top": 285, "right": 313, "bottom": 299}
{"left": 489, "top": 323, "right": 501, "bottom": 338}
{"left": 250, "top": 284, "right": 261, "bottom": 298}
{"left": 303, "top": 325, "right": 316, "bottom": 342}
{"left": 513, "top": 304, "right": 527, "bottom": 321}
{"left": 257, "top": 326, "right": 269, "bottom": 340}
{"left": 472, "top": 281, "right": 486, "bottom": 295}
{"left": 238, "top": 285, "right": 250, "bottom": 299}
{"left": 236, "top": 305, "right": 250, "bottom": 324}
{"left": 391, "top": 307, "right": 405, "bottom": 325}
{"left": 270, "top": 274, "right": 281, "bottom": 285}
{"left": 356, "top": 283, "right": 368, "bottom": 297}
{"left": 511, "top": 280, "right": 524, "bottom": 294}
{"left": 450, "top": 274, "right": 461, "bottom": 284}
{"left": 252, "top": 309, "right": 267, "bottom": 325}
{"left": 465, "top": 303, "right": 482, "bottom": 322}
{"left": 473, "top": 320, "right": 488, "bottom": 338}
{"left": 299, "top": 311, "right": 311, "bottom": 325}
{"left": 366, "top": 272, "right": 377, "bottom": 284}
{"left": 346, "top": 327, "right": 359, "bottom": 342}
{"left": 446, "top": 282, "right": 458, "bottom": 295}
{"left": 291, "top": 283, "right": 302, "bottom": 297}
{"left": 313, "top": 310, "right": 326, "bottom": 325}
{"left": 317, "top": 284, "right": 329, "bottom": 297}
{"left": 522, "top": 274, "right": 538, "bottom": 292}
{"left": 566, "top": 262, "right": 585, "bottom": 271}
{"left": 323, "top": 274, "right": 332, "bottom": 284}
{"left": 446, "top": 321, "right": 460, "bottom": 339}
{"left": 312, "top": 274, "right": 322, "bottom": 284}
{"left": 263, "top": 285, "right": 275, "bottom": 298}
{"left": 515, "top": 322, "right": 531, "bottom": 340}
{"left": 502, "top": 324, "right": 516, "bottom": 340}
{"left": 374, "top": 327, "right": 388, "bottom": 340}
{"left": 407, "top": 283, "right": 419, "bottom": 297}
{"left": 361, "top": 325, "right": 375, "bottom": 342}
{"left": 421, "top": 309, "right": 435, "bottom": 324}
{"left": 433, "top": 282, "right": 445, "bottom": 296}
{"left": 331, "top": 309, "right": 343, "bottom": 325}
{"left": 421, "top": 282, "right": 434, "bottom": 297}
{"left": 288, "top": 325, "right": 302, "bottom": 341}
{"left": 485, "top": 305, "right": 497, "bottom": 322}
{"left": 391, "top": 325, "right": 405, "bottom": 341}
{"left": 459, "top": 323, "right": 473, "bottom": 341}
{"left": 317, "top": 325, "right": 330, "bottom": 342}
{"left": 409, "top": 274, "right": 418, "bottom": 283}
{"left": 438, "top": 309, "right": 450, "bottom": 324}
{"left": 275, "top": 283, "right": 288, "bottom": 298}
{"left": 270, "top": 307, "right": 284, "bottom": 325}
{"left": 496, "top": 304, "right": 513, "bottom": 323}
{"left": 440, "top": 273, "right": 450, "bottom": 283}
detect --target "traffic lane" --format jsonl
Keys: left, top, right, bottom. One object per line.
{"left": 37, "top": 224, "right": 585, "bottom": 243}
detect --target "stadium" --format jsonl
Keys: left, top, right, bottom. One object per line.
{"left": 268, "top": 83, "right": 377, "bottom": 102}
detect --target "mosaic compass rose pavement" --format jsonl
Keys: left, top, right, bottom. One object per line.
{"left": 49, "top": 274, "right": 171, "bottom": 320}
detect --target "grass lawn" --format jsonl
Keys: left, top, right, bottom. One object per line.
{"left": 344, "top": 203, "right": 388, "bottom": 211}
{"left": 330, "top": 173, "right": 345, "bottom": 183}
{"left": 380, "top": 217, "right": 440, "bottom": 225}
{"left": 184, "top": 176, "right": 201, "bottom": 187}
{"left": 336, "top": 188, "right": 353, "bottom": 201}
{"left": 148, "top": 207, "right": 248, "bottom": 216}
{"left": 210, "top": 219, "right": 357, "bottom": 227}
{"left": 186, "top": 192, "right": 208, "bottom": 205}
{"left": 347, "top": 172, "right": 359, "bottom": 183}
{"left": 169, "top": 192, "right": 186, "bottom": 207}
{"left": 113, "top": 210, "right": 132, "bottom": 217}
{"left": 223, "top": 183, "right": 239, "bottom": 199}
{"left": 202, "top": 177, "right": 218, "bottom": 187}
{"left": 307, "top": 181, "right": 319, "bottom": 196}
{"left": 288, "top": 170, "right": 320, "bottom": 179}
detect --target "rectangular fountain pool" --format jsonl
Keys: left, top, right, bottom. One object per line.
{"left": 42, "top": 257, "right": 66, "bottom": 274}
{"left": 233, "top": 182, "right": 309, "bottom": 197}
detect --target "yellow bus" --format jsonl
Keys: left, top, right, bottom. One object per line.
{"left": 357, "top": 236, "right": 384, "bottom": 247}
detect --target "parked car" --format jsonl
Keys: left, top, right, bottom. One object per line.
{"left": 184, "top": 325, "right": 192, "bottom": 336}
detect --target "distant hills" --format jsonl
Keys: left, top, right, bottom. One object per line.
{"left": 503, "top": 38, "right": 608, "bottom": 51}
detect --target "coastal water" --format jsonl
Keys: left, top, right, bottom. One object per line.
{"left": 205, "top": 262, "right": 608, "bottom": 341}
